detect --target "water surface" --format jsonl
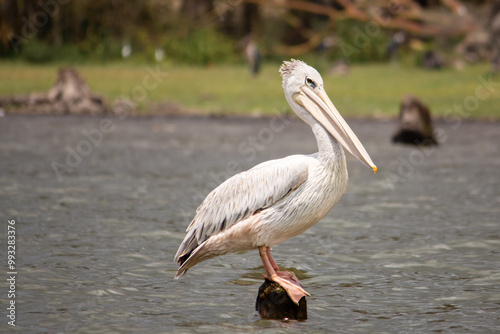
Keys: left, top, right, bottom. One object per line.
{"left": 0, "top": 115, "right": 499, "bottom": 333}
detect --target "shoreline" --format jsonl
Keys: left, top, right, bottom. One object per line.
{"left": 2, "top": 109, "right": 499, "bottom": 122}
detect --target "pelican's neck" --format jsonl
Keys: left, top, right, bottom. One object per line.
{"left": 311, "top": 122, "right": 345, "bottom": 165}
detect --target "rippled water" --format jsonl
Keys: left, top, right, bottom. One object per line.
{"left": 1, "top": 115, "right": 499, "bottom": 333}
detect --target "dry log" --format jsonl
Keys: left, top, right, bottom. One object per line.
{"left": 0, "top": 67, "right": 108, "bottom": 115}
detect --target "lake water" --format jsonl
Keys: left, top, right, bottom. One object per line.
{"left": 1, "top": 115, "right": 499, "bottom": 333}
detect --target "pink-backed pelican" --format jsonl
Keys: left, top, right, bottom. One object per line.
{"left": 174, "top": 59, "right": 377, "bottom": 304}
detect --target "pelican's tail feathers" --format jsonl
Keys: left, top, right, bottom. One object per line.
{"left": 174, "top": 240, "right": 211, "bottom": 279}
{"left": 174, "top": 219, "right": 257, "bottom": 279}
{"left": 174, "top": 229, "right": 198, "bottom": 264}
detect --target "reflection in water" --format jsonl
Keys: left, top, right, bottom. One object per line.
{"left": 0, "top": 116, "right": 499, "bottom": 332}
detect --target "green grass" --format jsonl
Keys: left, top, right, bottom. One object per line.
{"left": 0, "top": 61, "right": 499, "bottom": 119}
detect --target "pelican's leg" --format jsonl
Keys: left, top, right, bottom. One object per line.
{"left": 265, "top": 246, "right": 301, "bottom": 283}
{"left": 259, "top": 246, "right": 310, "bottom": 304}
{"left": 265, "top": 246, "right": 279, "bottom": 271}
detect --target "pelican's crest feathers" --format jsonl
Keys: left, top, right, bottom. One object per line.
{"left": 279, "top": 59, "right": 306, "bottom": 85}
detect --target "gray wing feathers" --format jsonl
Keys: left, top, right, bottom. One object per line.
{"left": 174, "top": 157, "right": 309, "bottom": 263}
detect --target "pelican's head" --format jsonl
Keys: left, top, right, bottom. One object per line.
{"left": 280, "top": 59, "right": 377, "bottom": 173}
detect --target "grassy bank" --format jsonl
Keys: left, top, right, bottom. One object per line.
{"left": 0, "top": 61, "right": 498, "bottom": 119}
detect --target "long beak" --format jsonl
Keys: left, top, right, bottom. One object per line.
{"left": 295, "top": 86, "right": 377, "bottom": 173}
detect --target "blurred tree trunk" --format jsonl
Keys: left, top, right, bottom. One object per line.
{"left": 22, "top": 0, "right": 37, "bottom": 29}
{"left": 59, "top": 1, "right": 78, "bottom": 44}
{"left": 51, "top": 4, "right": 62, "bottom": 47}
{"left": 491, "top": 0, "right": 500, "bottom": 71}
{"left": 243, "top": 2, "right": 259, "bottom": 35}
{"left": 1, "top": 0, "right": 21, "bottom": 49}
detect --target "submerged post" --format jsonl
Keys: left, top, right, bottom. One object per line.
{"left": 255, "top": 280, "right": 307, "bottom": 321}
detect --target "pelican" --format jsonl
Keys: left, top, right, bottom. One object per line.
{"left": 174, "top": 59, "right": 377, "bottom": 304}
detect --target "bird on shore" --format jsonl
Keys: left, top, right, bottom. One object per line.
{"left": 174, "top": 59, "right": 377, "bottom": 304}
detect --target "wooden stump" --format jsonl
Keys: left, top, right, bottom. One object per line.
{"left": 255, "top": 279, "right": 307, "bottom": 321}
{"left": 392, "top": 95, "right": 438, "bottom": 146}
{"left": 0, "top": 67, "right": 108, "bottom": 115}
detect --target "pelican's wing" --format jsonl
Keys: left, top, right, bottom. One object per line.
{"left": 174, "top": 155, "right": 309, "bottom": 263}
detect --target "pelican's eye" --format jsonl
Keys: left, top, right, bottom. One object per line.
{"left": 305, "top": 77, "right": 317, "bottom": 89}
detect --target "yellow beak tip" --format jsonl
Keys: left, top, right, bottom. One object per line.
{"left": 372, "top": 166, "right": 378, "bottom": 174}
